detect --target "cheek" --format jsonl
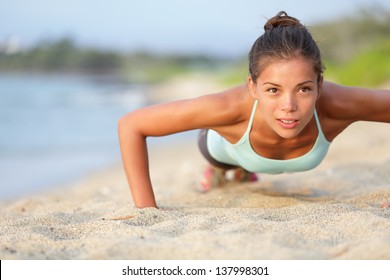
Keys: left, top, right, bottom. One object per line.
{"left": 259, "top": 102, "right": 278, "bottom": 123}
{"left": 259, "top": 98, "right": 280, "bottom": 116}
{"left": 303, "top": 97, "right": 318, "bottom": 112}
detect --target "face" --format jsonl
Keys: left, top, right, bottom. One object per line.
{"left": 248, "top": 57, "right": 322, "bottom": 139}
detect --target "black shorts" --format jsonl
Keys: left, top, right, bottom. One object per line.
{"left": 197, "top": 129, "right": 238, "bottom": 170}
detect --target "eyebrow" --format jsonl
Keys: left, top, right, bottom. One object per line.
{"left": 262, "top": 80, "right": 315, "bottom": 86}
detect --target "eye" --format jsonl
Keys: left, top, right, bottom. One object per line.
{"left": 299, "top": 87, "right": 312, "bottom": 94}
{"left": 267, "top": 88, "right": 278, "bottom": 94}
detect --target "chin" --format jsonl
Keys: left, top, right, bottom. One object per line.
{"left": 277, "top": 132, "right": 298, "bottom": 139}
{"left": 275, "top": 127, "right": 304, "bottom": 139}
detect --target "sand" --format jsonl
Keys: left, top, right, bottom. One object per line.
{"left": 1, "top": 77, "right": 390, "bottom": 260}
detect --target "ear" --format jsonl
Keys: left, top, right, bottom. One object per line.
{"left": 316, "top": 76, "right": 324, "bottom": 100}
{"left": 247, "top": 76, "right": 259, "bottom": 99}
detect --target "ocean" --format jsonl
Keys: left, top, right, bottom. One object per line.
{"left": 0, "top": 72, "right": 150, "bottom": 200}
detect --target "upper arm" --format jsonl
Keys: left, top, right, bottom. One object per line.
{"left": 119, "top": 85, "right": 246, "bottom": 137}
{"left": 321, "top": 81, "right": 390, "bottom": 123}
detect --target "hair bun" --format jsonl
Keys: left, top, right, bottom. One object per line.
{"left": 264, "top": 11, "right": 303, "bottom": 31}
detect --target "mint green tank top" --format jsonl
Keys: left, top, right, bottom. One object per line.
{"left": 207, "top": 100, "right": 331, "bottom": 174}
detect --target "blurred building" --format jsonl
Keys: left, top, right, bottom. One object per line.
{"left": 0, "top": 36, "right": 22, "bottom": 54}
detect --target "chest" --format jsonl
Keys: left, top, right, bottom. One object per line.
{"left": 249, "top": 118, "right": 319, "bottom": 160}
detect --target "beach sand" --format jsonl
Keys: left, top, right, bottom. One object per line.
{"left": 1, "top": 78, "right": 390, "bottom": 260}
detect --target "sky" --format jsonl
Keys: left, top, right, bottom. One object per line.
{"left": 1, "top": 0, "right": 390, "bottom": 57}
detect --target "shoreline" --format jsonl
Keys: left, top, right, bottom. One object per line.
{"left": 0, "top": 130, "right": 198, "bottom": 203}
{"left": 0, "top": 72, "right": 144, "bottom": 202}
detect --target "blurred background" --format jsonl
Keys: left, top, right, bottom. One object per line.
{"left": 1, "top": 0, "right": 390, "bottom": 200}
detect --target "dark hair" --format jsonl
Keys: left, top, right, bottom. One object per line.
{"left": 248, "top": 11, "right": 324, "bottom": 83}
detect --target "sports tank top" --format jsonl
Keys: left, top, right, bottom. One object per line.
{"left": 206, "top": 100, "right": 331, "bottom": 174}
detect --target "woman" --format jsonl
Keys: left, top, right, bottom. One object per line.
{"left": 118, "top": 11, "right": 390, "bottom": 208}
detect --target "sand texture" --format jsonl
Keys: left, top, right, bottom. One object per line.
{"left": 1, "top": 119, "right": 390, "bottom": 260}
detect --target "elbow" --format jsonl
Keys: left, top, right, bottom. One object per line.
{"left": 118, "top": 112, "right": 144, "bottom": 140}
{"left": 118, "top": 113, "right": 134, "bottom": 140}
{"left": 117, "top": 115, "right": 126, "bottom": 138}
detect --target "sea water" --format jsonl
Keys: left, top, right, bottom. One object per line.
{"left": 0, "top": 73, "right": 149, "bottom": 200}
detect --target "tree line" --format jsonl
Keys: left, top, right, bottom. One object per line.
{"left": 1, "top": 7, "right": 389, "bottom": 86}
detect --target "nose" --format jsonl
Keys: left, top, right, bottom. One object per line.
{"left": 281, "top": 93, "right": 297, "bottom": 112}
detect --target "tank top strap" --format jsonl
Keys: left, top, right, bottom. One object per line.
{"left": 313, "top": 108, "right": 325, "bottom": 138}
{"left": 243, "top": 99, "right": 258, "bottom": 136}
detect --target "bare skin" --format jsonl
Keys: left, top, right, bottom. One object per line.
{"left": 118, "top": 57, "right": 390, "bottom": 208}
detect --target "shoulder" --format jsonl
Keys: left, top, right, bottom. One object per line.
{"left": 316, "top": 80, "right": 390, "bottom": 140}
{"left": 318, "top": 81, "right": 389, "bottom": 121}
{"left": 317, "top": 81, "right": 352, "bottom": 119}
{"left": 190, "top": 84, "right": 253, "bottom": 127}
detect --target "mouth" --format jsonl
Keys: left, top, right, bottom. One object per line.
{"left": 277, "top": 118, "right": 299, "bottom": 128}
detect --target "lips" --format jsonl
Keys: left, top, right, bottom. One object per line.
{"left": 280, "top": 119, "right": 296, "bottom": 124}
{"left": 277, "top": 118, "right": 299, "bottom": 128}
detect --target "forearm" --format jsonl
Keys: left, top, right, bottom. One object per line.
{"left": 118, "top": 118, "right": 157, "bottom": 208}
